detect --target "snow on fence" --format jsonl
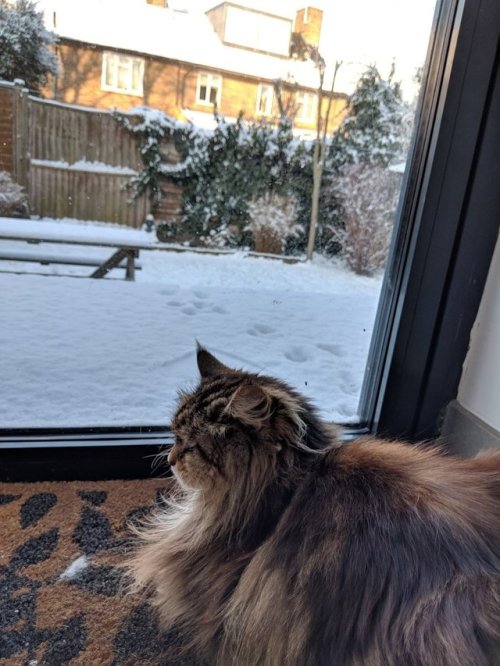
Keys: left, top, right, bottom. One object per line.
{"left": 0, "top": 80, "right": 181, "bottom": 228}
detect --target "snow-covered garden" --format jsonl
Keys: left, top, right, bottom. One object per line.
{"left": 0, "top": 217, "right": 382, "bottom": 428}
{"left": 0, "top": 2, "right": 414, "bottom": 429}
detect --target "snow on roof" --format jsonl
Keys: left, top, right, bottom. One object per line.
{"left": 38, "top": 0, "right": 332, "bottom": 91}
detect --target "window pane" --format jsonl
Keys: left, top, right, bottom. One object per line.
{"left": 104, "top": 54, "right": 114, "bottom": 87}
{"left": 117, "top": 62, "right": 129, "bottom": 90}
{"left": 209, "top": 85, "right": 218, "bottom": 105}
{"left": 258, "top": 84, "right": 272, "bottom": 114}
{"left": 132, "top": 60, "right": 142, "bottom": 91}
{"left": 1, "top": 0, "right": 438, "bottom": 431}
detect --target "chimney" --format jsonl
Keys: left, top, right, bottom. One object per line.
{"left": 294, "top": 7, "right": 323, "bottom": 48}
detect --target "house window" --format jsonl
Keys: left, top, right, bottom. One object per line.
{"left": 256, "top": 83, "right": 274, "bottom": 116}
{"left": 295, "top": 91, "right": 317, "bottom": 123}
{"left": 101, "top": 52, "right": 144, "bottom": 96}
{"left": 196, "top": 73, "right": 222, "bottom": 107}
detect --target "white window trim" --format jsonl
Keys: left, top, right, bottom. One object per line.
{"left": 101, "top": 52, "right": 144, "bottom": 97}
{"left": 295, "top": 91, "right": 317, "bottom": 123}
{"left": 196, "top": 72, "right": 222, "bottom": 107}
{"left": 256, "top": 83, "right": 274, "bottom": 116}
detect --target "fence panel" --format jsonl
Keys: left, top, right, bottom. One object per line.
{"left": 26, "top": 96, "right": 149, "bottom": 226}
{"left": 29, "top": 162, "right": 148, "bottom": 227}
{"left": 27, "top": 97, "right": 142, "bottom": 168}
{"left": 0, "top": 83, "right": 15, "bottom": 174}
{"left": 0, "top": 81, "right": 180, "bottom": 227}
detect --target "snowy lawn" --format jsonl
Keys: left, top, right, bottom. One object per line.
{"left": 0, "top": 218, "right": 382, "bottom": 428}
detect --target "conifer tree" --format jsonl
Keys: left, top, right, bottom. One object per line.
{"left": 331, "top": 65, "right": 410, "bottom": 168}
{"left": 0, "top": 0, "right": 58, "bottom": 93}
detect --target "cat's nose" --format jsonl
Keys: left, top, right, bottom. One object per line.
{"left": 168, "top": 446, "right": 178, "bottom": 466}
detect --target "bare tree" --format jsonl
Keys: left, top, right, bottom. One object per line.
{"left": 306, "top": 60, "right": 343, "bottom": 260}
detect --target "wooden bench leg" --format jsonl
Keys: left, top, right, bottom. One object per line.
{"left": 91, "top": 248, "right": 136, "bottom": 280}
{"left": 126, "top": 250, "right": 136, "bottom": 281}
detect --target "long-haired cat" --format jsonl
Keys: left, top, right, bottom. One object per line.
{"left": 129, "top": 347, "right": 500, "bottom": 665}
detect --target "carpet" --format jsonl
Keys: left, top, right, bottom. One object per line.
{"left": 0, "top": 478, "right": 192, "bottom": 666}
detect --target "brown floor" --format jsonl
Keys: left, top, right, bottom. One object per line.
{"left": 0, "top": 478, "right": 189, "bottom": 665}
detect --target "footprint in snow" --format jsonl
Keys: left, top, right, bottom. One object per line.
{"left": 193, "top": 290, "right": 208, "bottom": 299}
{"left": 193, "top": 300, "right": 206, "bottom": 309}
{"left": 254, "top": 324, "right": 274, "bottom": 334}
{"left": 182, "top": 306, "right": 197, "bottom": 316}
{"left": 168, "top": 300, "right": 182, "bottom": 307}
{"left": 284, "top": 347, "right": 310, "bottom": 363}
{"left": 339, "top": 370, "right": 358, "bottom": 395}
{"left": 247, "top": 324, "right": 275, "bottom": 337}
{"left": 316, "top": 343, "right": 341, "bottom": 356}
{"left": 211, "top": 305, "right": 227, "bottom": 314}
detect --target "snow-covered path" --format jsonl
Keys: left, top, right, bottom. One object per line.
{"left": 0, "top": 218, "right": 382, "bottom": 428}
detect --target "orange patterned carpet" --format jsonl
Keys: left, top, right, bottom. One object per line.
{"left": 0, "top": 478, "right": 193, "bottom": 665}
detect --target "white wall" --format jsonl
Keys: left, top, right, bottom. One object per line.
{"left": 458, "top": 232, "right": 500, "bottom": 432}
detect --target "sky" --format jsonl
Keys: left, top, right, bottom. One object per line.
{"left": 318, "top": 0, "right": 437, "bottom": 100}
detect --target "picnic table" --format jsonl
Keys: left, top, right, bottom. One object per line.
{"left": 0, "top": 218, "right": 302, "bottom": 281}
{"left": 0, "top": 224, "right": 143, "bottom": 280}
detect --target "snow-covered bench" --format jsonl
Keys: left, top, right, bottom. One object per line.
{"left": 0, "top": 247, "right": 142, "bottom": 276}
{"left": 0, "top": 226, "right": 143, "bottom": 280}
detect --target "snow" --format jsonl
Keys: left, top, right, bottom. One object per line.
{"left": 0, "top": 217, "right": 382, "bottom": 428}
{"left": 36, "top": 0, "right": 328, "bottom": 91}
{"left": 31, "top": 159, "right": 138, "bottom": 175}
{"left": 59, "top": 555, "right": 89, "bottom": 580}
{"left": 0, "top": 216, "right": 154, "bottom": 247}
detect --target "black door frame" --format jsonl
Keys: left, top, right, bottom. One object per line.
{"left": 360, "top": 0, "right": 500, "bottom": 441}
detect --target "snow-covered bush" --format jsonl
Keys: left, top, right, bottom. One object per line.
{"left": 178, "top": 114, "right": 304, "bottom": 248}
{"left": 246, "top": 192, "right": 301, "bottom": 254}
{"left": 0, "top": 170, "right": 29, "bottom": 217}
{"left": 116, "top": 108, "right": 308, "bottom": 250}
{"left": 0, "top": 0, "right": 58, "bottom": 93}
{"left": 115, "top": 66, "right": 411, "bottom": 257}
{"left": 330, "top": 163, "right": 400, "bottom": 275}
{"left": 113, "top": 107, "right": 182, "bottom": 215}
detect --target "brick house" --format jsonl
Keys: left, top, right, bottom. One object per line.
{"left": 39, "top": 0, "right": 347, "bottom": 137}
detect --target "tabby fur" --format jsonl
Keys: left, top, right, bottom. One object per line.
{"left": 129, "top": 347, "right": 500, "bottom": 665}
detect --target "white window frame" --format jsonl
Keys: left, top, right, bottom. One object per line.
{"left": 196, "top": 73, "right": 222, "bottom": 107}
{"left": 256, "top": 83, "right": 274, "bottom": 116}
{"left": 295, "top": 91, "right": 317, "bottom": 123}
{"left": 101, "top": 52, "right": 144, "bottom": 96}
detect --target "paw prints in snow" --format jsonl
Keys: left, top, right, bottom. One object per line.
{"left": 316, "top": 342, "right": 341, "bottom": 356}
{"left": 284, "top": 346, "right": 310, "bottom": 363}
{"left": 247, "top": 324, "right": 275, "bottom": 337}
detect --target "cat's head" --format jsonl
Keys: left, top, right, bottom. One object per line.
{"left": 168, "top": 346, "right": 328, "bottom": 492}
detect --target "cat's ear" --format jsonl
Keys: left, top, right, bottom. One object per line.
{"left": 226, "top": 384, "right": 272, "bottom": 429}
{"left": 197, "top": 345, "right": 232, "bottom": 379}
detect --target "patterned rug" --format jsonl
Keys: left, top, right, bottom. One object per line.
{"left": 0, "top": 478, "right": 193, "bottom": 666}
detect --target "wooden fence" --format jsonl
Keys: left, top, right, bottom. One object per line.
{"left": 0, "top": 80, "right": 181, "bottom": 227}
